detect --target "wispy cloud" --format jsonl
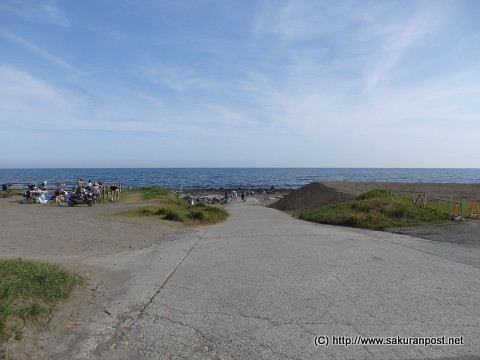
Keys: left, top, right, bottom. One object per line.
{"left": 135, "top": 62, "right": 219, "bottom": 92}
{"left": 252, "top": 0, "right": 357, "bottom": 41}
{"left": 362, "top": 10, "right": 441, "bottom": 93}
{"left": 0, "top": 29, "right": 82, "bottom": 74}
{"left": 0, "top": 66, "right": 79, "bottom": 128}
{"left": 42, "top": 2, "right": 70, "bottom": 26}
{"left": 1, "top": 0, "right": 478, "bottom": 167}
{"left": 244, "top": 1, "right": 472, "bottom": 135}
{"left": 0, "top": 0, "right": 70, "bottom": 26}
{"left": 0, "top": 65, "right": 260, "bottom": 139}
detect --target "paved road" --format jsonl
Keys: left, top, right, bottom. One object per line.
{"left": 50, "top": 201, "right": 480, "bottom": 360}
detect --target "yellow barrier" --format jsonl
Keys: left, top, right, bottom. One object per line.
{"left": 414, "top": 195, "right": 425, "bottom": 206}
{"left": 470, "top": 201, "right": 479, "bottom": 217}
{"left": 453, "top": 203, "right": 463, "bottom": 219}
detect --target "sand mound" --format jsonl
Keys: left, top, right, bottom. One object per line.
{"left": 270, "top": 182, "right": 354, "bottom": 212}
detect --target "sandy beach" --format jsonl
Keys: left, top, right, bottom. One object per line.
{"left": 323, "top": 181, "right": 480, "bottom": 199}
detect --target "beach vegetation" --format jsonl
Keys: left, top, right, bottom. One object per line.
{"left": 297, "top": 189, "right": 453, "bottom": 229}
{"left": 0, "top": 259, "right": 82, "bottom": 343}
{"left": 164, "top": 210, "right": 184, "bottom": 222}
{"left": 114, "top": 187, "right": 228, "bottom": 225}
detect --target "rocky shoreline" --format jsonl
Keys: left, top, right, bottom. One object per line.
{"left": 172, "top": 188, "right": 291, "bottom": 204}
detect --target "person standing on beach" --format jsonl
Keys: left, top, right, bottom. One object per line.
{"left": 76, "top": 179, "right": 85, "bottom": 197}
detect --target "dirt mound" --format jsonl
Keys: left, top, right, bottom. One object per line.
{"left": 269, "top": 182, "right": 354, "bottom": 212}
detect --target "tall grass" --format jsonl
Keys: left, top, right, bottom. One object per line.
{"left": 298, "top": 189, "right": 451, "bottom": 229}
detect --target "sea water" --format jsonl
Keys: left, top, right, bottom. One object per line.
{"left": 1, "top": 168, "right": 479, "bottom": 189}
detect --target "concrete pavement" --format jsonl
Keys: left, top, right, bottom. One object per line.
{"left": 49, "top": 201, "right": 480, "bottom": 359}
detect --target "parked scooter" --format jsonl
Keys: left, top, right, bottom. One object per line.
{"left": 68, "top": 191, "right": 94, "bottom": 206}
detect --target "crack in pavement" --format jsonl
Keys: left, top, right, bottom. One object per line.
{"left": 146, "top": 310, "right": 304, "bottom": 360}
{"left": 139, "top": 225, "right": 211, "bottom": 316}
{"left": 332, "top": 272, "right": 376, "bottom": 323}
{"left": 84, "top": 226, "right": 212, "bottom": 358}
{"left": 155, "top": 314, "right": 212, "bottom": 345}
{"left": 203, "top": 234, "right": 366, "bottom": 240}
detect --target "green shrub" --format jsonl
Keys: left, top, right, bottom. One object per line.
{"left": 188, "top": 211, "right": 205, "bottom": 220}
{"left": 155, "top": 208, "right": 167, "bottom": 215}
{"left": 164, "top": 210, "right": 183, "bottom": 222}
{"left": 139, "top": 208, "right": 154, "bottom": 216}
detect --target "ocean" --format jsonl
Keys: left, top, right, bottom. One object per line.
{"left": 0, "top": 168, "right": 479, "bottom": 190}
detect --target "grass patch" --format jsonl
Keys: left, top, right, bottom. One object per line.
{"left": 164, "top": 210, "right": 184, "bottom": 222}
{"left": 185, "top": 204, "right": 228, "bottom": 224}
{"left": 1, "top": 186, "right": 24, "bottom": 197}
{"left": 298, "top": 189, "right": 452, "bottom": 229}
{"left": 132, "top": 187, "right": 172, "bottom": 201}
{"left": 121, "top": 186, "right": 173, "bottom": 202}
{"left": 0, "top": 259, "right": 82, "bottom": 343}
{"left": 114, "top": 187, "right": 228, "bottom": 225}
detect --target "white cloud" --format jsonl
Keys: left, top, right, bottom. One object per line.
{"left": 0, "top": 66, "right": 78, "bottom": 128}
{"left": 1, "top": 0, "right": 479, "bottom": 167}
{"left": 240, "top": 53, "right": 480, "bottom": 143}
{"left": 0, "top": 65, "right": 262, "bottom": 139}
{"left": 242, "top": 0, "right": 480, "bottom": 143}
{"left": 362, "top": 11, "right": 441, "bottom": 93}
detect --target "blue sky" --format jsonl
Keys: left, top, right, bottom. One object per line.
{"left": 1, "top": 0, "right": 479, "bottom": 168}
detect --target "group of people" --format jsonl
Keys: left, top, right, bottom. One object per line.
{"left": 27, "top": 181, "right": 48, "bottom": 192}
{"left": 75, "top": 179, "right": 100, "bottom": 191}
{"left": 224, "top": 190, "right": 253, "bottom": 203}
{"left": 67, "top": 179, "right": 107, "bottom": 201}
